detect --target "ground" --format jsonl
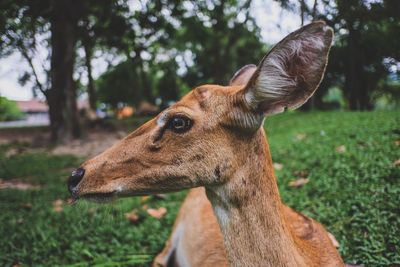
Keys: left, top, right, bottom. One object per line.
{"left": 0, "top": 111, "right": 399, "bottom": 267}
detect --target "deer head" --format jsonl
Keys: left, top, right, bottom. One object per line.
{"left": 68, "top": 22, "right": 333, "bottom": 202}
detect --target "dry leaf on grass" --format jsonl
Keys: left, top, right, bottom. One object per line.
{"left": 88, "top": 208, "right": 97, "bottom": 216}
{"left": 140, "top": 196, "right": 150, "bottom": 204}
{"left": 20, "top": 203, "right": 33, "bottom": 210}
{"left": 295, "top": 133, "right": 306, "bottom": 141}
{"left": 395, "top": 140, "right": 400, "bottom": 146}
{"left": 0, "top": 179, "right": 40, "bottom": 190}
{"left": 335, "top": 145, "right": 346, "bottom": 153}
{"left": 52, "top": 199, "right": 64, "bottom": 213}
{"left": 125, "top": 210, "right": 140, "bottom": 223}
{"left": 289, "top": 178, "right": 309, "bottom": 188}
{"left": 293, "top": 170, "right": 309, "bottom": 178}
{"left": 53, "top": 206, "right": 63, "bottom": 213}
{"left": 393, "top": 159, "right": 400, "bottom": 167}
{"left": 67, "top": 198, "right": 78, "bottom": 205}
{"left": 5, "top": 147, "right": 27, "bottom": 157}
{"left": 5, "top": 148, "right": 18, "bottom": 157}
{"left": 273, "top": 163, "right": 284, "bottom": 171}
{"left": 147, "top": 207, "right": 167, "bottom": 219}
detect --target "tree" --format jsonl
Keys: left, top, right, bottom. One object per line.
{"left": 174, "top": 0, "right": 266, "bottom": 86}
{"left": 96, "top": 0, "right": 266, "bottom": 107}
{"left": 0, "top": 0, "right": 81, "bottom": 142}
{"left": 0, "top": 0, "right": 133, "bottom": 141}
{"left": 97, "top": 60, "right": 141, "bottom": 109}
{"left": 75, "top": 0, "right": 132, "bottom": 111}
{"left": 48, "top": 0, "right": 81, "bottom": 141}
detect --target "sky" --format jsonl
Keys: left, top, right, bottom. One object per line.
{"left": 0, "top": 0, "right": 301, "bottom": 101}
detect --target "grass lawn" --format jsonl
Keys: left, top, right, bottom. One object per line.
{"left": 0, "top": 111, "right": 399, "bottom": 266}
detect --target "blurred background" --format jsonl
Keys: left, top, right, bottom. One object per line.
{"left": 0, "top": 0, "right": 399, "bottom": 142}
{"left": 0, "top": 1, "right": 399, "bottom": 266}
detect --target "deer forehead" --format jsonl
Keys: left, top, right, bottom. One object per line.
{"left": 161, "top": 85, "right": 241, "bottom": 121}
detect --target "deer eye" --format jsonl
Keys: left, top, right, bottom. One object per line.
{"left": 168, "top": 115, "right": 193, "bottom": 133}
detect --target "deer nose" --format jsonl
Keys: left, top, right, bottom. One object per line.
{"left": 68, "top": 167, "right": 85, "bottom": 194}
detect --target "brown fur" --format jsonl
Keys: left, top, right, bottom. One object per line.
{"left": 154, "top": 188, "right": 228, "bottom": 267}
{"left": 73, "top": 22, "right": 345, "bottom": 267}
{"left": 154, "top": 188, "right": 343, "bottom": 267}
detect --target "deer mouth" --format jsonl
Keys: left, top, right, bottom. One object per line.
{"left": 77, "top": 187, "right": 155, "bottom": 203}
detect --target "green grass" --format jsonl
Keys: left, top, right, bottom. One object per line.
{"left": 0, "top": 111, "right": 399, "bottom": 266}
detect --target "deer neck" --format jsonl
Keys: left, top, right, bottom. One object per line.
{"left": 205, "top": 130, "right": 305, "bottom": 267}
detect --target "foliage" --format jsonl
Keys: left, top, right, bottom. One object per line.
{"left": 97, "top": 61, "right": 140, "bottom": 108}
{"left": 173, "top": 0, "right": 266, "bottom": 86}
{"left": 0, "top": 0, "right": 134, "bottom": 141}
{"left": 0, "top": 97, "right": 23, "bottom": 121}
{"left": 2, "top": 0, "right": 399, "bottom": 135}
{"left": 0, "top": 111, "right": 399, "bottom": 266}
{"left": 96, "top": 0, "right": 267, "bottom": 107}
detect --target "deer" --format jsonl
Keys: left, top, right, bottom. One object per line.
{"left": 68, "top": 21, "right": 346, "bottom": 267}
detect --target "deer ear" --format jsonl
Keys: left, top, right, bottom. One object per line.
{"left": 242, "top": 21, "right": 333, "bottom": 115}
{"left": 229, "top": 64, "right": 257, "bottom": 86}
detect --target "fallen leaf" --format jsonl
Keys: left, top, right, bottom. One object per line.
{"left": 5, "top": 147, "right": 26, "bottom": 157}
{"left": 0, "top": 179, "right": 40, "bottom": 190}
{"left": 53, "top": 206, "right": 63, "bottom": 213}
{"left": 5, "top": 148, "right": 18, "bottom": 157}
{"left": 88, "top": 208, "right": 97, "bottom": 216}
{"left": 140, "top": 196, "right": 150, "bottom": 204}
{"left": 328, "top": 232, "right": 340, "bottom": 248}
{"left": 20, "top": 203, "right": 33, "bottom": 210}
{"left": 293, "top": 170, "right": 309, "bottom": 178}
{"left": 67, "top": 198, "right": 78, "bottom": 205}
{"left": 125, "top": 210, "right": 140, "bottom": 223}
{"left": 142, "top": 204, "right": 149, "bottom": 210}
{"left": 335, "top": 145, "right": 346, "bottom": 153}
{"left": 395, "top": 140, "right": 400, "bottom": 146}
{"left": 394, "top": 159, "right": 400, "bottom": 167}
{"left": 289, "top": 178, "right": 309, "bottom": 188}
{"left": 52, "top": 199, "right": 64, "bottom": 213}
{"left": 357, "top": 141, "right": 367, "bottom": 147}
{"left": 147, "top": 207, "right": 167, "bottom": 219}
{"left": 53, "top": 199, "right": 63, "bottom": 206}
{"left": 295, "top": 133, "right": 306, "bottom": 141}
{"left": 273, "top": 163, "right": 284, "bottom": 171}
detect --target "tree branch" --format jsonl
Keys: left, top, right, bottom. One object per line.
{"left": 19, "top": 45, "right": 47, "bottom": 96}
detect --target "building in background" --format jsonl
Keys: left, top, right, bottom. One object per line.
{"left": 16, "top": 100, "right": 49, "bottom": 125}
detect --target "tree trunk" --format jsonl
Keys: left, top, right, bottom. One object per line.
{"left": 84, "top": 42, "right": 97, "bottom": 111}
{"left": 212, "top": 0, "right": 226, "bottom": 84}
{"left": 344, "top": 27, "right": 369, "bottom": 111}
{"left": 139, "top": 61, "right": 153, "bottom": 103}
{"left": 312, "top": 0, "right": 318, "bottom": 20}
{"left": 299, "top": 0, "right": 306, "bottom": 26}
{"left": 49, "top": 0, "right": 80, "bottom": 142}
